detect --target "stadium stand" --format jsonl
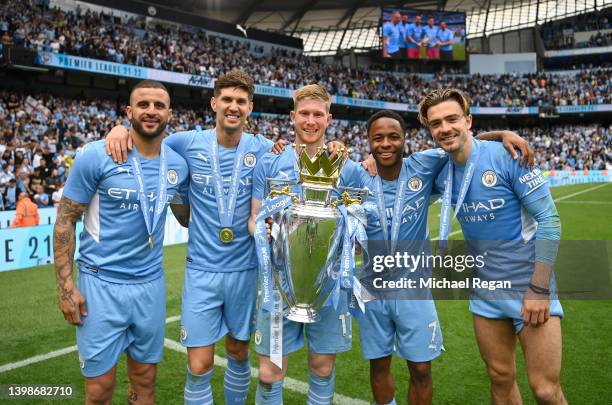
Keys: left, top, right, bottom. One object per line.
{"left": 542, "top": 8, "right": 612, "bottom": 50}
{"left": 1, "top": 1, "right": 611, "bottom": 107}
{"left": 1, "top": 90, "right": 609, "bottom": 210}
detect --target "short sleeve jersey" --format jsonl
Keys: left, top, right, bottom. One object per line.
{"left": 63, "top": 140, "right": 189, "bottom": 283}
{"left": 406, "top": 24, "right": 424, "bottom": 48}
{"left": 165, "top": 129, "right": 274, "bottom": 272}
{"left": 383, "top": 22, "right": 401, "bottom": 54}
{"left": 341, "top": 149, "right": 448, "bottom": 241}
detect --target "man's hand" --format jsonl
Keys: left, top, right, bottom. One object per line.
{"left": 521, "top": 290, "right": 550, "bottom": 328}
{"left": 361, "top": 154, "right": 377, "bottom": 176}
{"left": 270, "top": 139, "right": 290, "bottom": 154}
{"left": 501, "top": 131, "right": 535, "bottom": 167}
{"left": 57, "top": 280, "right": 87, "bottom": 325}
{"left": 326, "top": 140, "right": 344, "bottom": 159}
{"left": 265, "top": 217, "right": 274, "bottom": 241}
{"left": 104, "top": 125, "right": 132, "bottom": 163}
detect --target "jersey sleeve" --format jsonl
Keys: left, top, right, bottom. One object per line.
{"left": 163, "top": 131, "right": 195, "bottom": 157}
{"left": 338, "top": 159, "right": 364, "bottom": 188}
{"left": 255, "top": 134, "right": 274, "bottom": 150}
{"left": 62, "top": 143, "right": 103, "bottom": 204}
{"left": 251, "top": 154, "right": 270, "bottom": 201}
{"left": 508, "top": 154, "right": 550, "bottom": 205}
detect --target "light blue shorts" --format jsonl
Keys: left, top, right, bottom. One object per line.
{"left": 358, "top": 299, "right": 443, "bottom": 361}
{"left": 469, "top": 298, "right": 564, "bottom": 333}
{"left": 254, "top": 294, "right": 352, "bottom": 356}
{"left": 180, "top": 268, "right": 258, "bottom": 347}
{"left": 76, "top": 270, "right": 166, "bottom": 378}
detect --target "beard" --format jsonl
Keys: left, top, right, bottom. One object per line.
{"left": 131, "top": 116, "right": 168, "bottom": 139}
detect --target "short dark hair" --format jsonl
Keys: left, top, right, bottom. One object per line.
{"left": 214, "top": 70, "right": 255, "bottom": 101}
{"left": 366, "top": 110, "right": 407, "bottom": 135}
{"left": 129, "top": 80, "right": 170, "bottom": 104}
{"left": 418, "top": 88, "right": 471, "bottom": 127}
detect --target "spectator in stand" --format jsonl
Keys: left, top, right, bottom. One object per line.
{"left": 33, "top": 184, "right": 49, "bottom": 208}
{"left": 4, "top": 178, "right": 17, "bottom": 210}
{"left": 10, "top": 191, "right": 39, "bottom": 227}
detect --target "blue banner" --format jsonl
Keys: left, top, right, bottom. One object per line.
{"left": 556, "top": 105, "right": 612, "bottom": 114}
{"left": 470, "top": 106, "right": 538, "bottom": 115}
{"left": 0, "top": 208, "right": 188, "bottom": 272}
{"left": 543, "top": 170, "right": 612, "bottom": 187}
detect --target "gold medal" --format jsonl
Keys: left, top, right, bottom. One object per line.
{"left": 148, "top": 235, "right": 154, "bottom": 250}
{"left": 219, "top": 227, "right": 234, "bottom": 243}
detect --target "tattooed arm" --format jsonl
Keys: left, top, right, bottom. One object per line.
{"left": 54, "top": 196, "right": 88, "bottom": 325}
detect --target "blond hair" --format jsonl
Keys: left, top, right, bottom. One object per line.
{"left": 214, "top": 70, "right": 255, "bottom": 101}
{"left": 417, "top": 88, "right": 471, "bottom": 127}
{"left": 293, "top": 84, "right": 331, "bottom": 112}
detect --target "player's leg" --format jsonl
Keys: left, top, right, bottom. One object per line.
{"left": 394, "top": 299, "right": 443, "bottom": 405}
{"left": 222, "top": 270, "right": 259, "bottom": 404}
{"left": 257, "top": 354, "right": 289, "bottom": 404}
{"left": 473, "top": 314, "right": 522, "bottom": 405}
{"left": 406, "top": 361, "right": 432, "bottom": 405}
{"left": 124, "top": 275, "right": 167, "bottom": 405}
{"left": 370, "top": 356, "right": 395, "bottom": 405}
{"left": 358, "top": 300, "right": 396, "bottom": 404}
{"left": 518, "top": 316, "right": 567, "bottom": 405}
{"left": 181, "top": 270, "right": 228, "bottom": 405}
{"left": 126, "top": 358, "right": 157, "bottom": 405}
{"left": 305, "top": 298, "right": 352, "bottom": 405}
{"left": 254, "top": 305, "right": 303, "bottom": 404}
{"left": 85, "top": 367, "right": 117, "bottom": 405}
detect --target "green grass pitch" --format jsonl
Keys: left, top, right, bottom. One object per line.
{"left": 0, "top": 183, "right": 610, "bottom": 404}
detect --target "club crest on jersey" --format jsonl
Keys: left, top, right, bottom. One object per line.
{"left": 254, "top": 330, "right": 262, "bottom": 345}
{"left": 167, "top": 169, "right": 178, "bottom": 185}
{"left": 408, "top": 176, "right": 423, "bottom": 192}
{"left": 482, "top": 170, "right": 497, "bottom": 187}
{"left": 180, "top": 326, "right": 187, "bottom": 342}
{"left": 244, "top": 153, "right": 257, "bottom": 168}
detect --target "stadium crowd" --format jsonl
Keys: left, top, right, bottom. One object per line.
{"left": 542, "top": 8, "right": 611, "bottom": 50}
{"left": 0, "top": 1, "right": 611, "bottom": 107}
{"left": 1, "top": 91, "right": 610, "bottom": 211}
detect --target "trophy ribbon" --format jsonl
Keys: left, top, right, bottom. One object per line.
{"left": 254, "top": 193, "right": 295, "bottom": 369}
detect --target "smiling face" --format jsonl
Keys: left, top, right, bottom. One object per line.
{"left": 211, "top": 87, "right": 253, "bottom": 133}
{"left": 368, "top": 117, "right": 404, "bottom": 168}
{"left": 426, "top": 100, "right": 472, "bottom": 154}
{"left": 127, "top": 87, "right": 171, "bottom": 139}
{"left": 290, "top": 98, "right": 331, "bottom": 146}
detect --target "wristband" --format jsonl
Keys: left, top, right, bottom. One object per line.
{"left": 529, "top": 283, "right": 550, "bottom": 295}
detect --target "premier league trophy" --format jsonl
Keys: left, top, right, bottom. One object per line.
{"left": 267, "top": 144, "right": 364, "bottom": 323}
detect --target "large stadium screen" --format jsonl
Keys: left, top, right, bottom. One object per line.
{"left": 380, "top": 8, "right": 466, "bottom": 62}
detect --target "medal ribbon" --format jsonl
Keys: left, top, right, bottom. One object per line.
{"left": 439, "top": 139, "right": 480, "bottom": 249}
{"left": 374, "top": 164, "right": 408, "bottom": 254}
{"left": 132, "top": 144, "right": 167, "bottom": 250}
{"left": 210, "top": 129, "right": 249, "bottom": 231}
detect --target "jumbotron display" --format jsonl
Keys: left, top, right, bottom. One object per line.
{"left": 381, "top": 8, "right": 466, "bottom": 61}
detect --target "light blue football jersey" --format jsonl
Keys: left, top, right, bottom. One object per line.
{"left": 63, "top": 140, "right": 189, "bottom": 283}
{"left": 165, "top": 129, "right": 273, "bottom": 272}
{"left": 341, "top": 149, "right": 448, "bottom": 241}
{"left": 437, "top": 139, "right": 551, "bottom": 285}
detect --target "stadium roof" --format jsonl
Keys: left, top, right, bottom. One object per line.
{"left": 132, "top": 0, "right": 611, "bottom": 54}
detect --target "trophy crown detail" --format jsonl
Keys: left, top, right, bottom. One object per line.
{"left": 295, "top": 144, "right": 348, "bottom": 188}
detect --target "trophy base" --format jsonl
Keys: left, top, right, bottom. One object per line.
{"left": 284, "top": 305, "right": 321, "bottom": 323}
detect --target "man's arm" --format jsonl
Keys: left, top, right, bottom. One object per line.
{"left": 475, "top": 130, "right": 535, "bottom": 167}
{"left": 170, "top": 204, "right": 190, "bottom": 227}
{"left": 520, "top": 194, "right": 561, "bottom": 327}
{"left": 248, "top": 197, "right": 263, "bottom": 237}
{"left": 103, "top": 125, "right": 131, "bottom": 163}
{"left": 54, "top": 196, "right": 88, "bottom": 325}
